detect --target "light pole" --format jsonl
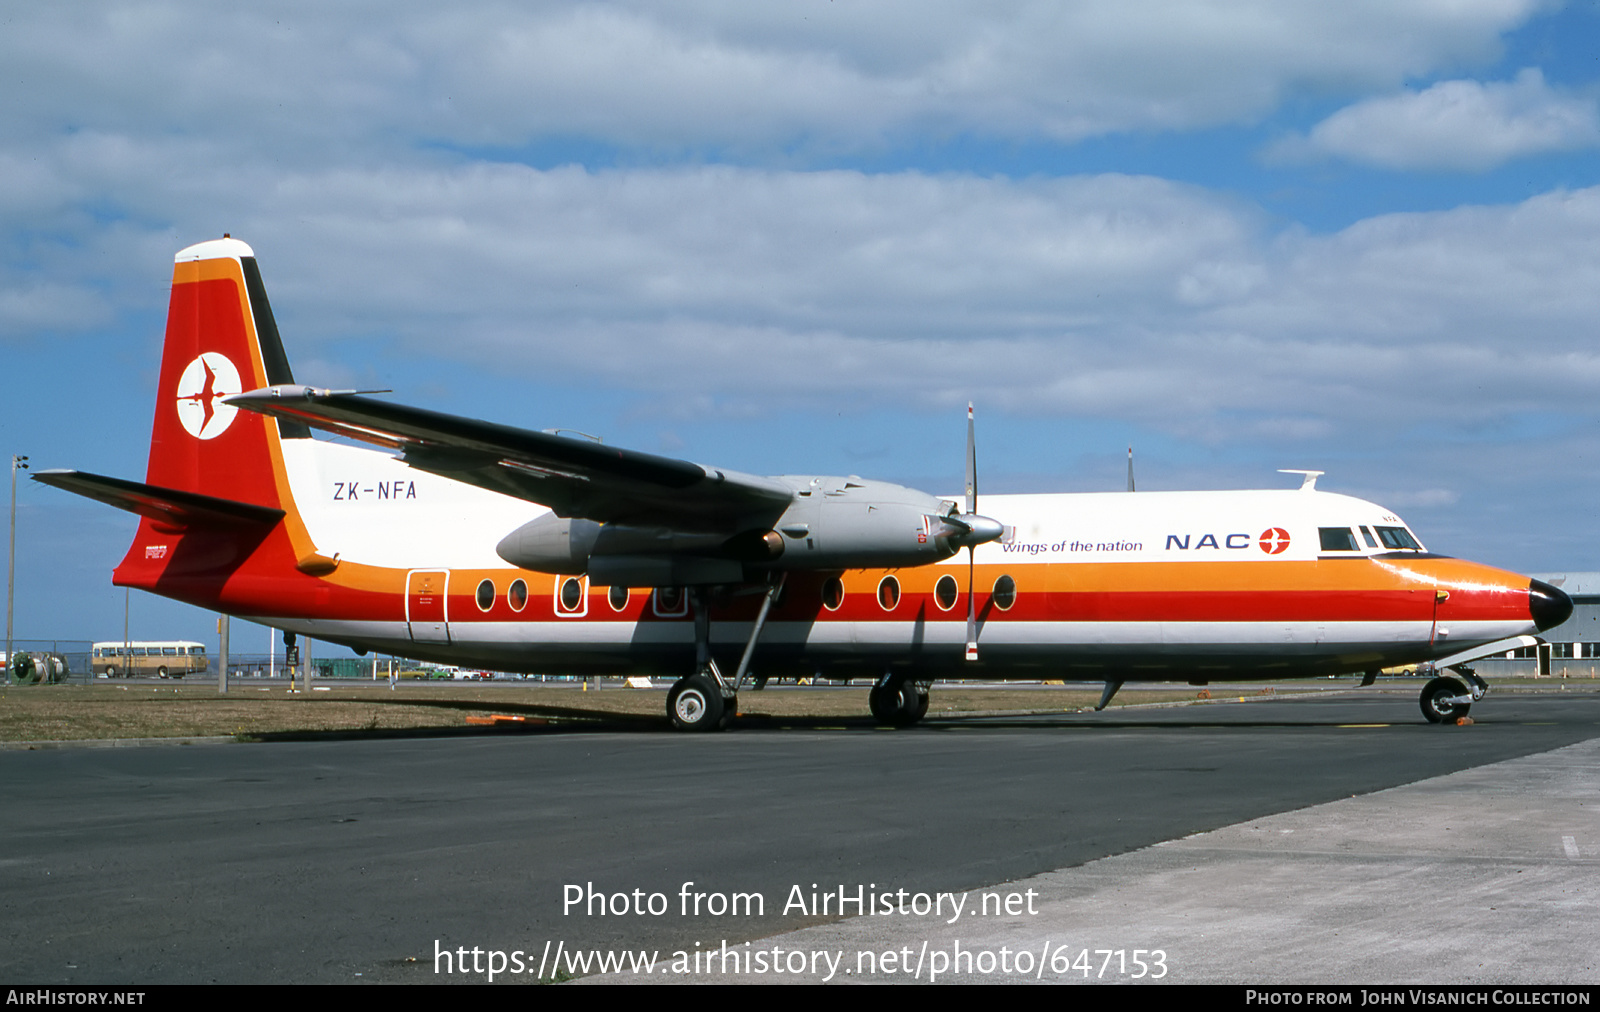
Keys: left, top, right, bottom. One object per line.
{"left": 7, "top": 454, "right": 28, "bottom": 672}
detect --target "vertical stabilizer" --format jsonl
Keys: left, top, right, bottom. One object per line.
{"left": 144, "top": 237, "right": 306, "bottom": 508}
{"left": 107, "top": 238, "right": 313, "bottom": 600}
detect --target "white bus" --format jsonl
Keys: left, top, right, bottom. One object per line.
{"left": 92, "top": 641, "right": 208, "bottom": 678}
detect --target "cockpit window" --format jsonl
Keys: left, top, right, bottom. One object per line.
{"left": 1374, "top": 526, "right": 1422, "bottom": 551}
{"left": 1359, "top": 525, "right": 1378, "bottom": 548}
{"left": 1319, "top": 527, "right": 1359, "bottom": 552}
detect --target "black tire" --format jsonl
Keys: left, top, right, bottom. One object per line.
{"left": 1420, "top": 676, "right": 1471, "bottom": 723}
{"left": 869, "top": 682, "right": 900, "bottom": 724}
{"left": 10, "top": 654, "right": 34, "bottom": 685}
{"left": 105, "top": 666, "right": 117, "bottom": 677}
{"left": 157, "top": 666, "right": 169, "bottom": 678}
{"left": 869, "top": 681, "right": 925, "bottom": 727}
{"left": 668, "top": 675, "right": 726, "bottom": 732}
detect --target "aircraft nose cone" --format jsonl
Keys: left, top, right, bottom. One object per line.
{"left": 1529, "top": 579, "right": 1573, "bottom": 632}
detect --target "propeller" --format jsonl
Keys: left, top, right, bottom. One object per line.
{"left": 923, "top": 404, "right": 1002, "bottom": 660}
{"left": 950, "top": 402, "right": 1005, "bottom": 662}
{"left": 966, "top": 403, "right": 978, "bottom": 661}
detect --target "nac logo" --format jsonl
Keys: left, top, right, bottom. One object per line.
{"left": 175, "top": 353, "right": 243, "bottom": 440}
{"left": 1258, "top": 528, "right": 1291, "bottom": 554}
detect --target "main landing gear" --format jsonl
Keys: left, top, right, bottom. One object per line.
{"left": 1419, "top": 665, "right": 1489, "bottom": 724}
{"left": 869, "top": 676, "right": 929, "bottom": 727}
{"left": 666, "top": 577, "right": 785, "bottom": 732}
{"left": 668, "top": 672, "right": 729, "bottom": 732}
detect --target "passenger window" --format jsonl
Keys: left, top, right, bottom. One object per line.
{"left": 1319, "top": 527, "right": 1359, "bottom": 552}
{"left": 821, "top": 577, "right": 844, "bottom": 611}
{"left": 557, "top": 577, "right": 585, "bottom": 614}
{"left": 653, "top": 586, "right": 686, "bottom": 616}
{"left": 877, "top": 576, "right": 900, "bottom": 611}
{"left": 992, "top": 574, "right": 1017, "bottom": 610}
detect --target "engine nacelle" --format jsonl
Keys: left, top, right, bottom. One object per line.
{"left": 494, "top": 475, "right": 1002, "bottom": 584}
{"left": 495, "top": 513, "right": 601, "bottom": 575}
{"left": 764, "top": 476, "right": 976, "bottom": 570}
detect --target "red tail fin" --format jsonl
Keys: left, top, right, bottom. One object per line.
{"left": 104, "top": 238, "right": 315, "bottom": 600}
{"left": 144, "top": 237, "right": 308, "bottom": 506}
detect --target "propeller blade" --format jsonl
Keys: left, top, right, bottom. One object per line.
{"left": 965, "top": 402, "right": 979, "bottom": 661}
{"left": 965, "top": 545, "right": 978, "bottom": 662}
{"left": 964, "top": 402, "right": 977, "bottom": 517}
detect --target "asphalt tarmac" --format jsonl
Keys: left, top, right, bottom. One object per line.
{"left": 2, "top": 688, "right": 1598, "bottom": 985}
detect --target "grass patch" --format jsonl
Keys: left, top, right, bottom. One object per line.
{"left": 5, "top": 677, "right": 1584, "bottom": 743}
{"left": 0, "top": 680, "right": 1329, "bottom": 743}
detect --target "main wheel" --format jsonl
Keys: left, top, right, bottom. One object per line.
{"left": 911, "top": 687, "right": 930, "bottom": 721}
{"left": 1420, "top": 676, "right": 1471, "bottom": 723}
{"left": 668, "top": 675, "right": 726, "bottom": 732}
{"left": 869, "top": 682, "right": 901, "bottom": 724}
{"left": 869, "top": 681, "right": 925, "bottom": 727}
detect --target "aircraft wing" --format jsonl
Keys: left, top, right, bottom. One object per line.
{"left": 227, "top": 386, "right": 794, "bottom": 531}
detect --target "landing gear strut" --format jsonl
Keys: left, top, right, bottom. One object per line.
{"left": 665, "top": 576, "right": 786, "bottom": 732}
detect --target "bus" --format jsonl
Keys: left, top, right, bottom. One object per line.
{"left": 92, "top": 641, "right": 208, "bottom": 678}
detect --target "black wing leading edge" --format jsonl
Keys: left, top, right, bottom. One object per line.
{"left": 226, "top": 386, "right": 794, "bottom": 532}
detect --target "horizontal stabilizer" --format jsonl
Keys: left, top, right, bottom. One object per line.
{"left": 32, "top": 470, "right": 284, "bottom": 529}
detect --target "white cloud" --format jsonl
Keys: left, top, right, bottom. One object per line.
{"left": 36, "top": 158, "right": 1572, "bottom": 441}
{"left": 1271, "top": 68, "right": 1600, "bottom": 171}
{"left": 9, "top": 144, "right": 1600, "bottom": 447}
{"left": 1, "top": 1, "right": 1595, "bottom": 475}
{"left": 0, "top": 2, "right": 1553, "bottom": 154}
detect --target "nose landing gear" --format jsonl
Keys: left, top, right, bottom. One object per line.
{"left": 1419, "top": 665, "right": 1488, "bottom": 723}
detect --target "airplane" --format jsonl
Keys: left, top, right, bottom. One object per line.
{"left": 35, "top": 237, "right": 1573, "bottom": 730}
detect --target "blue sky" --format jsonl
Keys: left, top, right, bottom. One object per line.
{"left": 4, "top": 1, "right": 1600, "bottom": 655}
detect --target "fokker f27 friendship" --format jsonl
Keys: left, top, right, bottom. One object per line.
{"left": 38, "top": 238, "right": 1572, "bottom": 730}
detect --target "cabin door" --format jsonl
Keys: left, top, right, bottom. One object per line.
{"left": 407, "top": 569, "right": 452, "bottom": 644}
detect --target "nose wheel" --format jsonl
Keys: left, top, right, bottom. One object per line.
{"left": 1420, "top": 676, "right": 1471, "bottom": 723}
